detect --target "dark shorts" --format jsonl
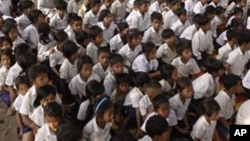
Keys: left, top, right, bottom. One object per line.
{"left": 217, "top": 120, "right": 229, "bottom": 139}
{"left": 17, "top": 124, "right": 32, "bottom": 134}
{"left": 0, "top": 90, "right": 10, "bottom": 106}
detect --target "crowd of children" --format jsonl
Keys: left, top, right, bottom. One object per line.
{"left": 1, "top": 0, "right": 250, "bottom": 141}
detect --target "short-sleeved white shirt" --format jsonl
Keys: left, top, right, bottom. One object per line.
{"left": 139, "top": 94, "right": 154, "bottom": 116}
{"left": 142, "top": 26, "right": 163, "bottom": 47}
{"left": 236, "top": 99, "right": 250, "bottom": 125}
{"left": 13, "top": 94, "right": 24, "bottom": 111}
{"left": 216, "top": 30, "right": 227, "bottom": 46}
{"left": 64, "top": 25, "right": 76, "bottom": 42}
{"left": 148, "top": 1, "right": 164, "bottom": 15}
{"left": 83, "top": 10, "right": 98, "bottom": 28}
{"left": 179, "top": 24, "right": 198, "bottom": 40}
{"left": 49, "top": 46, "right": 65, "bottom": 67}
{"left": 15, "top": 13, "right": 31, "bottom": 33}
{"left": 35, "top": 124, "right": 57, "bottom": 141}
{"left": 37, "top": 39, "right": 56, "bottom": 62}
{"left": 193, "top": 1, "right": 207, "bottom": 14}
{"left": 130, "top": 11, "right": 151, "bottom": 32}
{"left": 110, "top": 34, "right": 124, "bottom": 53}
{"left": 118, "top": 44, "right": 142, "bottom": 67}
{"left": 132, "top": 54, "right": 159, "bottom": 73}
{"left": 22, "top": 24, "right": 39, "bottom": 49}
{"left": 30, "top": 105, "right": 45, "bottom": 127}
{"left": 110, "top": 0, "right": 126, "bottom": 22}
{"left": 86, "top": 42, "right": 99, "bottom": 64}
{"left": 216, "top": 43, "right": 233, "bottom": 64}
{"left": 243, "top": 69, "right": 250, "bottom": 89}
{"left": 0, "top": 66, "right": 8, "bottom": 86}
{"left": 67, "top": 0, "right": 83, "bottom": 14}
{"left": 97, "top": 22, "right": 117, "bottom": 46}
{"left": 49, "top": 13, "right": 68, "bottom": 30}
{"left": 163, "top": 10, "right": 178, "bottom": 29}
{"left": 77, "top": 99, "right": 90, "bottom": 121}
{"left": 5, "top": 62, "right": 22, "bottom": 86}
{"left": 159, "top": 79, "right": 176, "bottom": 93}
{"left": 103, "top": 71, "right": 116, "bottom": 96}
{"left": 59, "top": 59, "right": 78, "bottom": 83}
{"left": 171, "top": 19, "right": 190, "bottom": 36}
{"left": 156, "top": 43, "right": 177, "bottom": 64}
{"left": 93, "top": 63, "right": 110, "bottom": 81}
{"left": 124, "top": 87, "right": 144, "bottom": 108}
{"left": 0, "top": 0, "right": 11, "bottom": 16}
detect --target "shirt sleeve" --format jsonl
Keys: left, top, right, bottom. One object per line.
{"left": 156, "top": 45, "right": 164, "bottom": 58}
{"left": 5, "top": 71, "right": 15, "bottom": 86}
{"left": 34, "top": 127, "right": 45, "bottom": 141}
{"left": 103, "top": 76, "right": 115, "bottom": 97}
{"left": 191, "top": 59, "right": 201, "bottom": 74}
{"left": 131, "top": 15, "right": 139, "bottom": 29}
{"left": 142, "top": 30, "right": 150, "bottom": 43}
{"left": 49, "top": 53, "right": 57, "bottom": 67}
{"left": 226, "top": 51, "right": 236, "bottom": 65}
{"left": 19, "top": 94, "right": 31, "bottom": 115}
{"left": 139, "top": 99, "right": 147, "bottom": 116}
{"left": 77, "top": 102, "right": 87, "bottom": 120}
{"left": 37, "top": 0, "right": 53, "bottom": 15}
{"left": 193, "top": 123, "right": 206, "bottom": 139}
{"left": 192, "top": 33, "right": 202, "bottom": 60}
{"left": 68, "top": 80, "right": 77, "bottom": 95}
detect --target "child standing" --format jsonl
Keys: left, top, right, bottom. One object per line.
{"left": 64, "top": 13, "right": 82, "bottom": 42}
{"left": 83, "top": 0, "right": 101, "bottom": 30}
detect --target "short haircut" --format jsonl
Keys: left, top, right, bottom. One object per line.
{"left": 89, "top": 25, "right": 103, "bottom": 39}
{"left": 15, "top": 75, "right": 30, "bottom": 89}
{"left": 197, "top": 14, "right": 210, "bottom": 26}
{"left": 231, "top": 18, "right": 243, "bottom": 29}
{"left": 14, "top": 43, "right": 31, "bottom": 59}
{"left": 115, "top": 73, "right": 131, "bottom": 86}
{"left": 117, "top": 22, "right": 129, "bottom": 32}
{"left": 133, "top": 72, "right": 150, "bottom": 87}
{"left": 77, "top": 55, "right": 94, "bottom": 72}
{"left": 75, "top": 30, "right": 89, "bottom": 44}
{"left": 28, "top": 64, "right": 47, "bottom": 81}
{"left": 216, "top": 6, "right": 225, "bottom": 15}
{"left": 199, "top": 98, "right": 220, "bottom": 117}
{"left": 18, "top": 52, "right": 37, "bottom": 72}
{"left": 146, "top": 115, "right": 169, "bottom": 138}
{"left": 62, "top": 40, "right": 78, "bottom": 59}
{"left": 54, "top": 30, "right": 68, "bottom": 42}
{"left": 97, "top": 47, "right": 111, "bottom": 57}
{"left": 55, "top": 0, "right": 67, "bottom": 10}
{"left": 56, "top": 123, "right": 82, "bottom": 141}
{"left": 109, "top": 54, "right": 124, "bottom": 66}
{"left": 110, "top": 130, "right": 136, "bottom": 141}
{"left": 98, "top": 9, "right": 111, "bottom": 21}
{"left": 205, "top": 57, "right": 224, "bottom": 74}
{"left": 0, "top": 48, "right": 14, "bottom": 65}
{"left": 176, "top": 41, "right": 191, "bottom": 55}
{"left": 226, "top": 29, "right": 237, "bottom": 41}
{"left": 193, "top": 14, "right": 202, "bottom": 23}
{"left": 162, "top": 29, "right": 175, "bottom": 39}
{"left": 233, "top": 7, "right": 243, "bottom": 15}
{"left": 0, "top": 36, "right": 12, "bottom": 48}
{"left": 27, "top": 9, "right": 43, "bottom": 23}
{"left": 204, "top": 5, "right": 216, "bottom": 16}
{"left": 34, "top": 84, "right": 57, "bottom": 107}
{"left": 146, "top": 79, "right": 162, "bottom": 89}
{"left": 90, "top": 0, "right": 101, "bottom": 7}
{"left": 151, "top": 12, "right": 163, "bottom": 21}
{"left": 44, "top": 102, "right": 63, "bottom": 118}
{"left": 152, "top": 94, "right": 169, "bottom": 110}
{"left": 135, "top": 0, "right": 148, "bottom": 6}
{"left": 176, "top": 7, "right": 187, "bottom": 17}
{"left": 176, "top": 77, "right": 192, "bottom": 91}
{"left": 237, "top": 31, "right": 250, "bottom": 46}
{"left": 169, "top": 0, "right": 181, "bottom": 6}
{"left": 142, "top": 41, "right": 156, "bottom": 54}
{"left": 222, "top": 74, "right": 241, "bottom": 91}
{"left": 68, "top": 13, "right": 82, "bottom": 25}
{"left": 19, "top": 0, "right": 34, "bottom": 11}
{"left": 85, "top": 80, "right": 105, "bottom": 98}
{"left": 127, "top": 28, "right": 141, "bottom": 41}
{"left": 160, "top": 64, "right": 176, "bottom": 79}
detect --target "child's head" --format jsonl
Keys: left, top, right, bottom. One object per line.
{"left": 231, "top": 18, "right": 243, "bottom": 31}
{"left": 200, "top": 98, "right": 220, "bottom": 121}
{"left": 90, "top": 0, "right": 102, "bottom": 14}
{"left": 152, "top": 95, "right": 170, "bottom": 118}
{"left": 176, "top": 7, "right": 187, "bottom": 23}
{"left": 98, "top": 9, "right": 113, "bottom": 26}
{"left": 37, "top": 22, "right": 51, "bottom": 44}
{"left": 44, "top": 102, "right": 63, "bottom": 132}
{"left": 204, "top": 5, "right": 216, "bottom": 20}
{"left": 197, "top": 14, "right": 210, "bottom": 32}
{"left": 237, "top": 0, "right": 247, "bottom": 8}
{"left": 237, "top": 31, "right": 250, "bottom": 51}
{"left": 28, "top": 64, "right": 49, "bottom": 88}
{"left": 27, "top": 9, "right": 44, "bottom": 24}
{"left": 34, "top": 84, "right": 56, "bottom": 107}
{"left": 151, "top": 12, "right": 163, "bottom": 32}
{"left": 145, "top": 79, "right": 162, "bottom": 99}
{"left": 160, "top": 64, "right": 178, "bottom": 82}
{"left": 133, "top": 72, "right": 150, "bottom": 91}
{"left": 85, "top": 80, "right": 104, "bottom": 101}
{"left": 18, "top": 52, "right": 37, "bottom": 72}
{"left": 115, "top": 73, "right": 131, "bottom": 95}
{"left": 94, "top": 97, "right": 114, "bottom": 123}
{"left": 68, "top": 13, "right": 82, "bottom": 32}
{"left": 103, "top": 0, "right": 113, "bottom": 9}
{"left": 205, "top": 57, "right": 224, "bottom": 77}
{"left": 76, "top": 30, "right": 90, "bottom": 48}
{"left": 77, "top": 55, "right": 94, "bottom": 80}
{"left": 216, "top": 6, "right": 225, "bottom": 20}
{"left": 97, "top": 47, "right": 111, "bottom": 68}
{"left": 14, "top": 43, "right": 31, "bottom": 60}
{"left": 142, "top": 41, "right": 157, "bottom": 60}
{"left": 0, "top": 48, "right": 12, "bottom": 68}
{"left": 56, "top": 123, "right": 83, "bottom": 141}
{"left": 233, "top": 7, "right": 243, "bottom": 19}
{"left": 162, "top": 29, "right": 176, "bottom": 47}
{"left": 176, "top": 42, "right": 192, "bottom": 60}
{"left": 15, "top": 75, "right": 30, "bottom": 96}
{"left": 54, "top": 30, "right": 68, "bottom": 48}
{"left": 110, "top": 54, "right": 124, "bottom": 75}
{"left": 176, "top": 77, "right": 193, "bottom": 98}
{"left": 55, "top": 0, "right": 67, "bottom": 18}
{"left": 89, "top": 25, "right": 103, "bottom": 46}
{"left": 19, "top": 0, "right": 34, "bottom": 14}
{"left": 117, "top": 22, "right": 129, "bottom": 36}
{"left": 2, "top": 20, "right": 18, "bottom": 42}
{"left": 222, "top": 74, "right": 242, "bottom": 94}
{"left": 62, "top": 40, "right": 79, "bottom": 61}
{"left": 169, "top": 0, "right": 181, "bottom": 12}
{"left": 137, "top": 0, "right": 149, "bottom": 14}
{"left": 226, "top": 29, "right": 237, "bottom": 44}
{"left": 127, "top": 28, "right": 141, "bottom": 47}
{"left": 145, "top": 115, "right": 169, "bottom": 141}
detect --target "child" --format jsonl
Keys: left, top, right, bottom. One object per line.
{"left": 100, "top": 0, "right": 113, "bottom": 11}
{"left": 171, "top": 42, "right": 200, "bottom": 78}
{"left": 69, "top": 55, "right": 100, "bottom": 104}
{"left": 49, "top": 0, "right": 68, "bottom": 31}
{"left": 159, "top": 64, "right": 178, "bottom": 96}
{"left": 204, "top": 5, "right": 217, "bottom": 22}
{"left": 0, "top": 36, "right": 12, "bottom": 51}
{"left": 110, "top": 22, "right": 128, "bottom": 53}
{"left": 169, "top": 77, "right": 193, "bottom": 138}
{"left": 83, "top": 0, "right": 101, "bottom": 30}
{"left": 123, "top": 72, "right": 150, "bottom": 127}
{"left": 83, "top": 97, "right": 114, "bottom": 141}
{"left": 78, "top": 0, "right": 90, "bottom": 19}
{"left": 156, "top": 29, "right": 177, "bottom": 64}
{"left": 225, "top": 7, "right": 243, "bottom": 28}
{"left": 86, "top": 25, "right": 103, "bottom": 64}
{"left": 215, "top": 74, "right": 242, "bottom": 140}
{"left": 31, "top": 85, "right": 57, "bottom": 127}
{"left": 76, "top": 30, "right": 90, "bottom": 56}
{"left": 193, "top": 0, "right": 207, "bottom": 14}
{"left": 0, "top": 0, "right": 12, "bottom": 16}
{"left": 13, "top": 76, "right": 30, "bottom": 140}
{"left": 226, "top": 32, "right": 250, "bottom": 77}
{"left": 93, "top": 47, "right": 111, "bottom": 81}
{"left": 77, "top": 80, "right": 104, "bottom": 127}
{"left": 171, "top": 7, "right": 190, "bottom": 36}
{"left": 148, "top": 0, "right": 166, "bottom": 15}
{"left": 142, "top": 12, "right": 163, "bottom": 47}
{"left": 163, "top": 0, "right": 181, "bottom": 29}
{"left": 64, "top": 13, "right": 82, "bottom": 42}
{"left": 184, "top": 0, "right": 198, "bottom": 23}
{"left": 67, "top": 0, "right": 83, "bottom": 14}
{"left": 132, "top": 42, "right": 160, "bottom": 78}
{"left": 22, "top": 9, "right": 45, "bottom": 50}
{"left": 0, "top": 49, "right": 12, "bottom": 93}
{"left": 37, "top": 0, "right": 56, "bottom": 16}
{"left": 56, "top": 123, "right": 83, "bottom": 141}
{"left": 211, "top": 6, "right": 225, "bottom": 38}
{"left": 110, "top": 73, "right": 131, "bottom": 104}
{"left": 216, "top": 29, "right": 237, "bottom": 64}
{"left": 191, "top": 98, "right": 220, "bottom": 141}
{"left": 110, "top": 0, "right": 126, "bottom": 23}
{"left": 35, "top": 102, "right": 63, "bottom": 141}
{"left": 208, "top": 0, "right": 220, "bottom": 7}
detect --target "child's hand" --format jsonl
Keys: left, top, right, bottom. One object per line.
{"left": 48, "top": 48, "right": 55, "bottom": 55}
{"left": 18, "top": 129, "right": 23, "bottom": 138}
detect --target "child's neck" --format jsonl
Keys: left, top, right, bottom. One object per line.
{"left": 96, "top": 117, "right": 106, "bottom": 129}
{"left": 80, "top": 73, "right": 89, "bottom": 82}
{"left": 224, "top": 89, "right": 233, "bottom": 98}
{"left": 91, "top": 9, "right": 98, "bottom": 15}
{"left": 165, "top": 78, "right": 174, "bottom": 86}
{"left": 180, "top": 56, "right": 189, "bottom": 64}
{"left": 228, "top": 40, "right": 235, "bottom": 49}
{"left": 33, "top": 23, "right": 39, "bottom": 28}
{"left": 201, "top": 28, "right": 207, "bottom": 34}
{"left": 93, "top": 41, "right": 101, "bottom": 48}
{"left": 179, "top": 93, "right": 186, "bottom": 104}
{"left": 101, "top": 64, "right": 108, "bottom": 71}
{"left": 68, "top": 58, "right": 75, "bottom": 64}
{"left": 128, "top": 43, "right": 136, "bottom": 51}
{"left": 103, "top": 22, "right": 110, "bottom": 29}
{"left": 138, "top": 87, "right": 145, "bottom": 94}
{"left": 239, "top": 46, "right": 245, "bottom": 54}
{"left": 204, "top": 115, "right": 212, "bottom": 124}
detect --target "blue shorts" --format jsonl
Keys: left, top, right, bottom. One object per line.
{"left": 0, "top": 90, "right": 10, "bottom": 106}
{"left": 217, "top": 120, "right": 229, "bottom": 139}
{"left": 17, "top": 124, "right": 32, "bottom": 134}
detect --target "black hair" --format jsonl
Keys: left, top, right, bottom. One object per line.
{"left": 18, "top": 52, "right": 37, "bottom": 72}
{"left": 230, "top": 18, "right": 243, "bottom": 29}
{"left": 176, "top": 7, "right": 187, "bottom": 17}
{"left": 237, "top": 31, "right": 250, "bottom": 46}
{"left": 77, "top": 55, "right": 94, "bottom": 72}
{"left": 233, "top": 7, "right": 243, "bottom": 15}
{"left": 75, "top": 30, "right": 89, "bottom": 45}
{"left": 176, "top": 77, "right": 192, "bottom": 91}
{"left": 127, "top": 28, "right": 141, "bottom": 42}
{"left": 15, "top": 75, "right": 30, "bottom": 89}
{"left": 199, "top": 98, "right": 220, "bottom": 117}
{"left": 98, "top": 9, "right": 111, "bottom": 21}
{"left": 117, "top": 22, "right": 129, "bottom": 32}
{"left": 94, "top": 97, "right": 113, "bottom": 117}
{"left": 146, "top": 79, "right": 162, "bottom": 89}
{"left": 152, "top": 94, "right": 169, "bottom": 110}
{"left": 28, "top": 64, "right": 48, "bottom": 81}
{"left": 204, "top": 5, "right": 216, "bottom": 17}
{"left": 115, "top": 73, "right": 131, "bottom": 86}
{"left": 62, "top": 40, "right": 79, "bottom": 59}
{"left": 197, "top": 14, "right": 210, "bottom": 26}
{"left": 54, "top": 30, "right": 68, "bottom": 42}
{"left": 97, "top": 47, "right": 111, "bottom": 57}
{"left": 55, "top": 0, "right": 67, "bottom": 10}
{"left": 2, "top": 19, "right": 17, "bottom": 38}
{"left": 222, "top": 74, "right": 241, "bottom": 91}
{"left": 142, "top": 41, "right": 156, "bottom": 55}
{"left": 86, "top": 80, "right": 104, "bottom": 98}
{"left": 0, "top": 36, "right": 12, "bottom": 49}
{"left": 68, "top": 13, "right": 82, "bottom": 25}
{"left": 169, "top": 0, "right": 181, "bottom": 6}
{"left": 33, "top": 84, "right": 57, "bottom": 108}
{"left": 44, "top": 102, "right": 63, "bottom": 119}
{"left": 14, "top": 43, "right": 31, "bottom": 59}
{"left": 109, "top": 54, "right": 124, "bottom": 66}
{"left": 18, "top": 0, "right": 34, "bottom": 14}
{"left": 37, "top": 22, "right": 51, "bottom": 44}
{"left": 151, "top": 12, "right": 163, "bottom": 21}
{"left": 90, "top": 0, "right": 101, "bottom": 8}
{"left": 160, "top": 64, "right": 176, "bottom": 79}
{"left": 0, "top": 48, "right": 15, "bottom": 66}
{"left": 135, "top": 0, "right": 148, "bottom": 6}
{"left": 110, "top": 130, "right": 136, "bottom": 141}
{"left": 176, "top": 41, "right": 191, "bottom": 55}
{"left": 205, "top": 57, "right": 224, "bottom": 74}
{"left": 146, "top": 115, "right": 169, "bottom": 138}
{"left": 56, "top": 123, "right": 82, "bottom": 141}
{"left": 161, "top": 29, "right": 175, "bottom": 39}
{"left": 133, "top": 72, "right": 150, "bottom": 87}
{"left": 89, "top": 25, "right": 103, "bottom": 40}
{"left": 226, "top": 29, "right": 237, "bottom": 41}
{"left": 216, "top": 6, "right": 225, "bottom": 15}
{"left": 193, "top": 13, "right": 202, "bottom": 23}
{"left": 27, "top": 9, "right": 43, "bottom": 23}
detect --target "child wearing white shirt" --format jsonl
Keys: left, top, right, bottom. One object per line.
{"left": 148, "top": 0, "right": 166, "bottom": 15}
{"left": 0, "top": 0, "right": 12, "bottom": 16}
{"left": 184, "top": 0, "right": 198, "bottom": 23}
{"left": 171, "top": 7, "right": 190, "bottom": 36}
{"left": 83, "top": 0, "right": 101, "bottom": 30}
{"left": 64, "top": 14, "right": 82, "bottom": 42}
{"left": 100, "top": 0, "right": 113, "bottom": 11}
{"left": 0, "top": 49, "right": 12, "bottom": 93}
{"left": 75, "top": 30, "right": 90, "bottom": 56}
{"left": 67, "top": 0, "right": 83, "bottom": 14}
{"left": 37, "top": 0, "right": 55, "bottom": 16}
{"left": 78, "top": 0, "right": 90, "bottom": 18}
{"left": 110, "top": 22, "right": 128, "bottom": 53}
{"left": 110, "top": 0, "right": 127, "bottom": 23}
{"left": 210, "top": 7, "right": 224, "bottom": 39}
{"left": 193, "top": 0, "right": 207, "bottom": 14}
{"left": 225, "top": 7, "right": 243, "bottom": 28}
{"left": 236, "top": 99, "right": 250, "bottom": 125}
{"left": 163, "top": 0, "right": 180, "bottom": 29}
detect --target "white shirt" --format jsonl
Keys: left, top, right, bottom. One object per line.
{"left": 169, "top": 93, "right": 191, "bottom": 120}
{"left": 5, "top": 62, "right": 22, "bottom": 86}
{"left": 211, "top": 16, "right": 222, "bottom": 37}
{"left": 216, "top": 30, "right": 227, "bottom": 46}
{"left": 59, "top": 59, "right": 78, "bottom": 83}
{"left": 130, "top": 10, "right": 151, "bottom": 32}
{"left": 15, "top": 13, "right": 31, "bottom": 33}
{"left": 69, "top": 73, "right": 100, "bottom": 99}
{"left": 191, "top": 115, "right": 217, "bottom": 141}
{"left": 86, "top": 42, "right": 99, "bottom": 64}
{"left": 49, "top": 13, "right": 68, "bottom": 30}
{"left": 64, "top": 25, "right": 76, "bottom": 42}
{"left": 118, "top": 44, "right": 142, "bottom": 67}
{"left": 142, "top": 26, "right": 163, "bottom": 46}
{"left": 126, "top": 9, "right": 138, "bottom": 26}
{"left": 110, "top": 34, "right": 124, "bottom": 53}
{"left": 37, "top": 39, "right": 56, "bottom": 62}
{"left": 132, "top": 54, "right": 159, "bottom": 73}
{"left": 37, "top": 0, "right": 55, "bottom": 15}
{"left": 236, "top": 99, "right": 250, "bottom": 125}
{"left": 214, "top": 90, "right": 235, "bottom": 120}
{"left": 93, "top": 63, "right": 110, "bottom": 81}
{"left": 218, "top": 0, "right": 229, "bottom": 8}
{"left": 179, "top": 24, "right": 198, "bottom": 40}
{"left": 67, "top": 0, "right": 83, "bottom": 14}
{"left": 192, "top": 29, "right": 214, "bottom": 60}
{"left": 148, "top": 1, "right": 164, "bottom": 15}
{"left": 243, "top": 69, "right": 250, "bottom": 89}
{"left": 13, "top": 95, "right": 24, "bottom": 111}
{"left": 77, "top": 99, "right": 90, "bottom": 121}
{"left": 139, "top": 94, "right": 153, "bottom": 116}
{"left": 226, "top": 16, "right": 235, "bottom": 27}
{"left": 171, "top": 19, "right": 190, "bottom": 36}
{"left": 30, "top": 105, "right": 45, "bottom": 127}
{"left": 83, "top": 117, "right": 112, "bottom": 141}
{"left": 0, "top": 66, "right": 8, "bottom": 86}
{"left": 49, "top": 46, "right": 65, "bottom": 67}
{"left": 0, "top": 0, "right": 11, "bottom": 16}
{"left": 22, "top": 24, "right": 39, "bottom": 49}
{"left": 163, "top": 10, "right": 178, "bottom": 29}
{"left": 110, "top": 0, "right": 126, "bottom": 22}
{"left": 216, "top": 43, "right": 233, "bottom": 64}
{"left": 103, "top": 71, "right": 116, "bottom": 96}
{"left": 226, "top": 47, "right": 248, "bottom": 77}
{"left": 193, "top": 1, "right": 207, "bottom": 14}
{"left": 19, "top": 85, "right": 38, "bottom": 115}
{"left": 83, "top": 10, "right": 99, "bottom": 28}
{"left": 156, "top": 43, "right": 177, "bottom": 64}
{"left": 97, "top": 22, "right": 117, "bottom": 46}
{"left": 192, "top": 73, "right": 217, "bottom": 100}
{"left": 159, "top": 79, "right": 176, "bottom": 93}
{"left": 35, "top": 124, "right": 57, "bottom": 141}
{"left": 185, "top": 0, "right": 198, "bottom": 18}
{"left": 171, "top": 57, "right": 200, "bottom": 77}
{"left": 124, "top": 87, "right": 144, "bottom": 108}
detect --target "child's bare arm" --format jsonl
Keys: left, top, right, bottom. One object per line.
{"left": 136, "top": 108, "right": 141, "bottom": 130}
{"left": 16, "top": 111, "right": 23, "bottom": 130}
{"left": 225, "top": 63, "right": 231, "bottom": 74}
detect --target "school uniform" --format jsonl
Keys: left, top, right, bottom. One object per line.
{"left": 22, "top": 24, "right": 39, "bottom": 49}
{"left": 49, "top": 46, "right": 65, "bottom": 68}
{"left": 49, "top": 13, "right": 68, "bottom": 31}
{"left": 110, "top": 0, "right": 127, "bottom": 23}
{"left": 86, "top": 42, "right": 99, "bottom": 64}
{"left": 132, "top": 54, "right": 159, "bottom": 73}
{"left": 163, "top": 10, "right": 178, "bottom": 29}
{"left": 118, "top": 44, "right": 142, "bottom": 68}
{"left": 148, "top": 1, "right": 164, "bottom": 15}
{"left": 226, "top": 47, "right": 249, "bottom": 77}
{"left": 185, "top": 0, "right": 198, "bottom": 22}
{"left": 110, "top": 88, "right": 129, "bottom": 104}
{"left": 64, "top": 25, "right": 76, "bottom": 42}
{"left": 30, "top": 105, "right": 45, "bottom": 127}
{"left": 142, "top": 26, "right": 163, "bottom": 47}
{"left": 191, "top": 115, "right": 217, "bottom": 141}
{"left": 216, "top": 43, "right": 233, "bottom": 64}
{"left": 13, "top": 94, "right": 24, "bottom": 112}
{"left": 93, "top": 63, "right": 111, "bottom": 81}
{"left": 179, "top": 24, "right": 198, "bottom": 41}
{"left": 124, "top": 87, "right": 144, "bottom": 108}
{"left": 125, "top": 9, "right": 138, "bottom": 27}
{"left": 236, "top": 99, "right": 250, "bottom": 125}
{"left": 110, "top": 34, "right": 124, "bottom": 53}
{"left": 77, "top": 99, "right": 90, "bottom": 121}
{"left": 97, "top": 22, "right": 117, "bottom": 46}
{"left": 15, "top": 13, "right": 31, "bottom": 33}
{"left": 12, "top": 36, "right": 25, "bottom": 50}
{"left": 130, "top": 10, "right": 151, "bottom": 32}
{"left": 100, "top": 4, "right": 109, "bottom": 11}
{"left": 0, "top": 66, "right": 8, "bottom": 87}
{"left": 159, "top": 79, "right": 176, "bottom": 93}
{"left": 169, "top": 93, "right": 191, "bottom": 120}
{"left": 210, "top": 16, "right": 222, "bottom": 38}
{"left": 59, "top": 59, "right": 78, "bottom": 83}
{"left": 35, "top": 124, "right": 57, "bottom": 141}
{"left": 5, "top": 62, "right": 22, "bottom": 86}
{"left": 208, "top": 1, "right": 217, "bottom": 8}
{"left": 83, "top": 10, "right": 99, "bottom": 28}
{"left": 218, "top": 0, "right": 229, "bottom": 9}
{"left": 193, "top": 1, "right": 207, "bottom": 14}
{"left": 67, "top": 0, "right": 83, "bottom": 14}
{"left": 78, "top": 4, "right": 87, "bottom": 18}
{"left": 37, "top": 39, "right": 56, "bottom": 62}
{"left": 225, "top": 16, "right": 235, "bottom": 28}
{"left": 0, "top": 0, "right": 11, "bottom": 16}
{"left": 83, "top": 117, "right": 112, "bottom": 141}
{"left": 139, "top": 94, "right": 154, "bottom": 117}
{"left": 138, "top": 135, "right": 152, "bottom": 141}
{"left": 69, "top": 73, "right": 100, "bottom": 99}
{"left": 171, "top": 57, "right": 200, "bottom": 77}
{"left": 37, "top": 0, "right": 55, "bottom": 15}
{"left": 156, "top": 43, "right": 177, "bottom": 64}
{"left": 171, "top": 19, "right": 190, "bottom": 36}
{"left": 216, "top": 30, "right": 227, "bottom": 46}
